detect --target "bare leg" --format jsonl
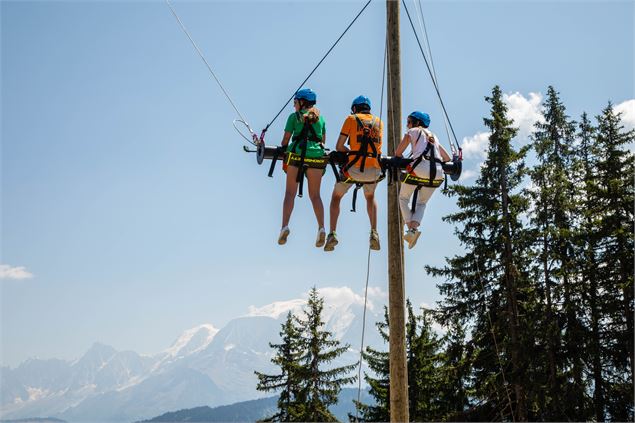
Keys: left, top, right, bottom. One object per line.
{"left": 329, "top": 190, "right": 344, "bottom": 233}
{"left": 305, "top": 168, "right": 324, "bottom": 229}
{"left": 365, "top": 191, "right": 377, "bottom": 230}
{"left": 282, "top": 166, "right": 299, "bottom": 228}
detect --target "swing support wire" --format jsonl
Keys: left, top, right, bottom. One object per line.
{"left": 412, "top": 0, "right": 454, "bottom": 156}
{"left": 165, "top": 0, "right": 259, "bottom": 146}
{"left": 262, "top": 0, "right": 373, "bottom": 137}
{"left": 354, "top": 36, "right": 387, "bottom": 423}
{"left": 401, "top": 0, "right": 462, "bottom": 155}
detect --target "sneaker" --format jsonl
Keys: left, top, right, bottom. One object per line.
{"left": 278, "top": 227, "right": 290, "bottom": 245}
{"left": 324, "top": 232, "right": 338, "bottom": 252}
{"left": 405, "top": 229, "right": 421, "bottom": 249}
{"left": 315, "top": 228, "right": 326, "bottom": 248}
{"left": 370, "top": 229, "right": 380, "bottom": 251}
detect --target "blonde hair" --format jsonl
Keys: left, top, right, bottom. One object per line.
{"left": 304, "top": 107, "right": 320, "bottom": 124}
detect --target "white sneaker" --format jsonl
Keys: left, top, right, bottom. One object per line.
{"left": 315, "top": 228, "right": 326, "bottom": 248}
{"left": 324, "top": 232, "right": 338, "bottom": 252}
{"left": 278, "top": 227, "right": 290, "bottom": 245}
{"left": 405, "top": 229, "right": 420, "bottom": 249}
{"left": 370, "top": 229, "right": 380, "bottom": 251}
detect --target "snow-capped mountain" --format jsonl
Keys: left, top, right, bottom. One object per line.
{"left": 0, "top": 286, "right": 387, "bottom": 422}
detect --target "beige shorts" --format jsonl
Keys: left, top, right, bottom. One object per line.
{"left": 333, "top": 166, "right": 382, "bottom": 195}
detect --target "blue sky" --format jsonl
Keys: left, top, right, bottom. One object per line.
{"left": 1, "top": 0, "right": 633, "bottom": 367}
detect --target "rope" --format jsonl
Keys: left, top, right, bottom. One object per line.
{"left": 354, "top": 36, "right": 387, "bottom": 422}
{"left": 233, "top": 119, "right": 256, "bottom": 144}
{"left": 401, "top": 0, "right": 461, "bottom": 152}
{"left": 379, "top": 34, "right": 388, "bottom": 122}
{"left": 355, "top": 246, "right": 373, "bottom": 421}
{"left": 166, "top": 0, "right": 257, "bottom": 144}
{"left": 264, "top": 0, "right": 373, "bottom": 132}
{"left": 412, "top": 0, "right": 454, "bottom": 155}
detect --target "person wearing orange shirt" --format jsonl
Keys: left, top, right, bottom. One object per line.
{"left": 324, "top": 96, "right": 384, "bottom": 252}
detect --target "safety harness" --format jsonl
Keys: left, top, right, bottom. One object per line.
{"left": 283, "top": 112, "right": 328, "bottom": 197}
{"left": 342, "top": 115, "right": 381, "bottom": 173}
{"left": 334, "top": 115, "right": 385, "bottom": 212}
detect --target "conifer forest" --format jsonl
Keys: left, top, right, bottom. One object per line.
{"left": 256, "top": 86, "right": 634, "bottom": 422}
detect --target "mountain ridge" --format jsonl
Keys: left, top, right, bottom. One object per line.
{"left": 1, "top": 287, "right": 386, "bottom": 422}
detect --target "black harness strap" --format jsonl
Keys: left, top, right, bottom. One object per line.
{"left": 328, "top": 151, "right": 347, "bottom": 183}
{"left": 411, "top": 185, "right": 423, "bottom": 214}
{"left": 408, "top": 129, "right": 445, "bottom": 188}
{"left": 423, "top": 142, "right": 437, "bottom": 186}
{"left": 268, "top": 146, "right": 285, "bottom": 177}
{"left": 383, "top": 156, "right": 412, "bottom": 186}
{"left": 351, "top": 183, "right": 363, "bottom": 212}
{"left": 343, "top": 115, "right": 379, "bottom": 173}
{"left": 401, "top": 130, "right": 444, "bottom": 213}
{"left": 290, "top": 113, "right": 321, "bottom": 198}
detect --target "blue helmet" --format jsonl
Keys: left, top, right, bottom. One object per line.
{"left": 294, "top": 88, "right": 317, "bottom": 103}
{"left": 351, "top": 95, "right": 371, "bottom": 110}
{"left": 409, "top": 111, "right": 430, "bottom": 127}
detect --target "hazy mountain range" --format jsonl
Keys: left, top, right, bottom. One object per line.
{"left": 141, "top": 388, "right": 372, "bottom": 423}
{"left": 1, "top": 287, "right": 386, "bottom": 422}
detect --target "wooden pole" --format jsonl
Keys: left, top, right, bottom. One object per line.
{"left": 386, "top": 1, "right": 409, "bottom": 422}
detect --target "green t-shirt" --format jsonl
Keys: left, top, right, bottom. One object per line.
{"left": 284, "top": 111, "right": 326, "bottom": 159}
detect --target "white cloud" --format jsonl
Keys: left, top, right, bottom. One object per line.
{"left": 460, "top": 169, "right": 479, "bottom": 181}
{"left": 459, "top": 91, "right": 544, "bottom": 180}
{"left": 247, "top": 286, "right": 386, "bottom": 320}
{"left": 461, "top": 131, "right": 489, "bottom": 160}
{"left": 503, "top": 91, "right": 544, "bottom": 141}
{"left": 0, "top": 264, "right": 34, "bottom": 280}
{"left": 615, "top": 99, "right": 635, "bottom": 132}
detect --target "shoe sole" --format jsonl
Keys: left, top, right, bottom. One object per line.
{"left": 407, "top": 231, "right": 421, "bottom": 249}
{"left": 278, "top": 229, "right": 290, "bottom": 245}
{"left": 370, "top": 238, "right": 380, "bottom": 251}
{"left": 324, "top": 239, "right": 338, "bottom": 252}
{"left": 316, "top": 232, "right": 326, "bottom": 248}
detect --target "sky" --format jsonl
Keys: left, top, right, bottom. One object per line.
{"left": 1, "top": 0, "right": 633, "bottom": 367}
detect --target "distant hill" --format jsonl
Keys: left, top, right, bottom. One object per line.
{"left": 0, "top": 419, "right": 67, "bottom": 423}
{"left": 143, "top": 388, "right": 372, "bottom": 422}
{"left": 140, "top": 396, "right": 277, "bottom": 422}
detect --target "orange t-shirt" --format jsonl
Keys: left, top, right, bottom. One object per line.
{"left": 339, "top": 113, "right": 384, "bottom": 169}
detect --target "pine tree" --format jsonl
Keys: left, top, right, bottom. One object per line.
{"left": 437, "top": 316, "right": 473, "bottom": 421}
{"left": 356, "top": 303, "right": 460, "bottom": 422}
{"left": 575, "top": 112, "right": 606, "bottom": 421}
{"left": 297, "top": 287, "right": 358, "bottom": 422}
{"left": 354, "top": 308, "right": 390, "bottom": 422}
{"left": 406, "top": 301, "right": 444, "bottom": 422}
{"left": 528, "top": 86, "right": 588, "bottom": 420}
{"left": 255, "top": 312, "right": 304, "bottom": 422}
{"left": 427, "top": 85, "right": 533, "bottom": 421}
{"left": 592, "top": 103, "right": 634, "bottom": 421}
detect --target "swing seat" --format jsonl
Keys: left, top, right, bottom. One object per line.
{"left": 441, "top": 154, "right": 462, "bottom": 181}
{"left": 285, "top": 152, "right": 329, "bottom": 169}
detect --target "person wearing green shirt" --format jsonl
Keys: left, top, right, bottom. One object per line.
{"left": 278, "top": 88, "right": 327, "bottom": 248}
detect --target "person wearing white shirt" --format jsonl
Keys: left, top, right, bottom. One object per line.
{"left": 394, "top": 111, "right": 451, "bottom": 249}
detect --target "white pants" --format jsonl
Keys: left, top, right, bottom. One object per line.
{"left": 398, "top": 183, "right": 437, "bottom": 225}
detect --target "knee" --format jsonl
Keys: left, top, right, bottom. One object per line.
{"left": 309, "top": 192, "right": 322, "bottom": 203}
